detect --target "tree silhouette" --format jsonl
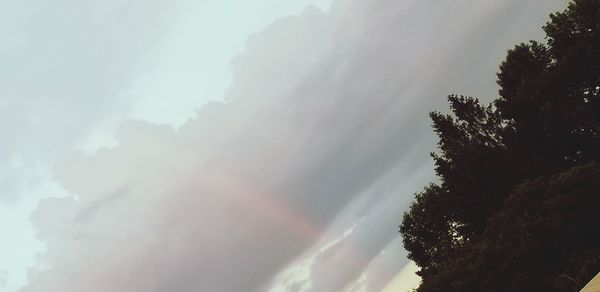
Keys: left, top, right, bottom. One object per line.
{"left": 400, "top": 1, "right": 600, "bottom": 290}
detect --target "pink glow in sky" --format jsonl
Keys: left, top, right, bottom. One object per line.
{"left": 0, "top": 0, "right": 568, "bottom": 291}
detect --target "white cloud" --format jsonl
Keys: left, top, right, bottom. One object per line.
{"left": 128, "top": 0, "right": 332, "bottom": 126}
{"left": 0, "top": 0, "right": 331, "bottom": 290}
{"left": 0, "top": 1, "right": 183, "bottom": 289}
{"left": 0, "top": 0, "right": 183, "bottom": 203}
{"left": 16, "top": 0, "right": 569, "bottom": 291}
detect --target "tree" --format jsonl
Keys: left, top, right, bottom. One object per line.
{"left": 400, "top": 1, "right": 600, "bottom": 290}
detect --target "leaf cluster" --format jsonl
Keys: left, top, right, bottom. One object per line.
{"left": 400, "top": 1, "right": 600, "bottom": 290}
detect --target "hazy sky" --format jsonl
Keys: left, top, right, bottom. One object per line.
{"left": 0, "top": 0, "right": 568, "bottom": 291}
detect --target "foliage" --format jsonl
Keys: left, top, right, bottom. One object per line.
{"left": 400, "top": 0, "right": 600, "bottom": 290}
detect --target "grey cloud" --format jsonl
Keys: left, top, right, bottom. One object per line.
{"left": 307, "top": 194, "right": 413, "bottom": 292}
{"left": 74, "top": 185, "right": 130, "bottom": 222}
{"left": 23, "top": 0, "right": 568, "bottom": 291}
{"left": 285, "top": 161, "right": 431, "bottom": 292}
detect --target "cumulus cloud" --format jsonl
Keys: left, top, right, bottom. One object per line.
{"left": 22, "top": 0, "right": 568, "bottom": 291}
{"left": 0, "top": 0, "right": 182, "bottom": 203}
{"left": 0, "top": 2, "right": 185, "bottom": 288}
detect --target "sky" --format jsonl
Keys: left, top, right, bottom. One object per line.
{"left": 0, "top": 0, "right": 568, "bottom": 291}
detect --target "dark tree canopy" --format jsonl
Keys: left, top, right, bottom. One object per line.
{"left": 400, "top": 1, "right": 600, "bottom": 291}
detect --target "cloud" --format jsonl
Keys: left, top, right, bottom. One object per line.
{"left": 305, "top": 165, "right": 430, "bottom": 292}
{"left": 21, "top": 0, "right": 568, "bottom": 291}
{"left": 266, "top": 160, "right": 431, "bottom": 292}
{"left": 0, "top": 2, "right": 185, "bottom": 289}
{"left": 0, "top": 0, "right": 183, "bottom": 203}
